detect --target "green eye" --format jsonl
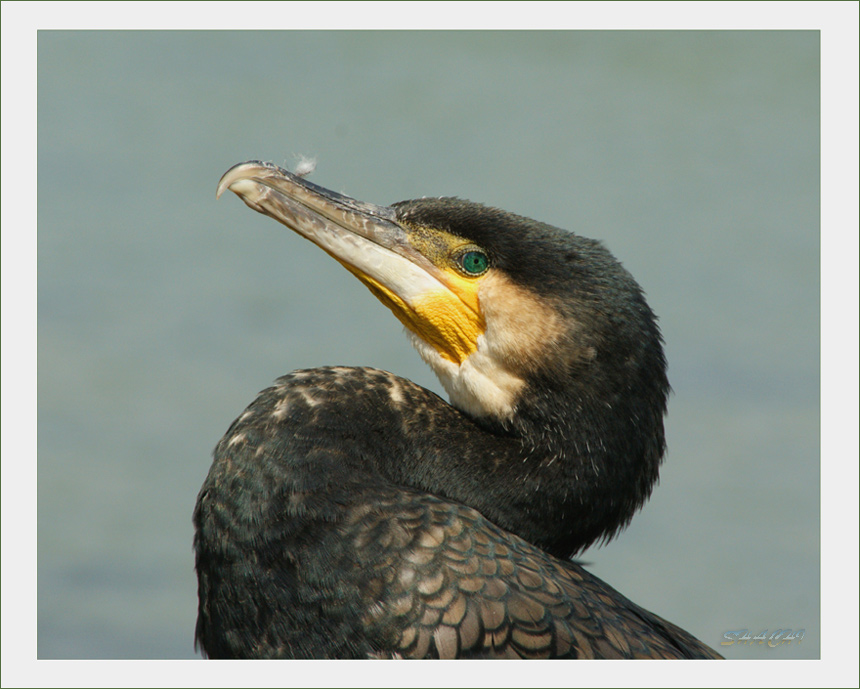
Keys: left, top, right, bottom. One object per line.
{"left": 457, "top": 250, "right": 489, "bottom": 276}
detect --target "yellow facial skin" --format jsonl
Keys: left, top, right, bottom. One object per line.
{"left": 342, "top": 225, "right": 488, "bottom": 365}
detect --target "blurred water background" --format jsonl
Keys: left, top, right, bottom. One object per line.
{"left": 33, "top": 30, "right": 820, "bottom": 662}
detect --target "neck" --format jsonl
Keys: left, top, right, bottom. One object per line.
{"left": 372, "top": 365, "right": 665, "bottom": 558}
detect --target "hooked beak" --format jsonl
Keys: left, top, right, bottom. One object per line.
{"left": 217, "top": 161, "right": 483, "bottom": 364}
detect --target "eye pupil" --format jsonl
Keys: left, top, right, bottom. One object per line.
{"left": 460, "top": 251, "right": 488, "bottom": 275}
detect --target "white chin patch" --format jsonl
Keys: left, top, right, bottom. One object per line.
{"left": 405, "top": 331, "right": 524, "bottom": 422}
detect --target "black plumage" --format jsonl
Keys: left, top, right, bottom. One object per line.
{"left": 193, "top": 161, "right": 722, "bottom": 659}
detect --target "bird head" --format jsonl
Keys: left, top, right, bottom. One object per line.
{"left": 218, "top": 160, "right": 666, "bottom": 433}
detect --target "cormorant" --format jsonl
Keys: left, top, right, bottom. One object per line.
{"left": 193, "top": 160, "right": 722, "bottom": 659}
